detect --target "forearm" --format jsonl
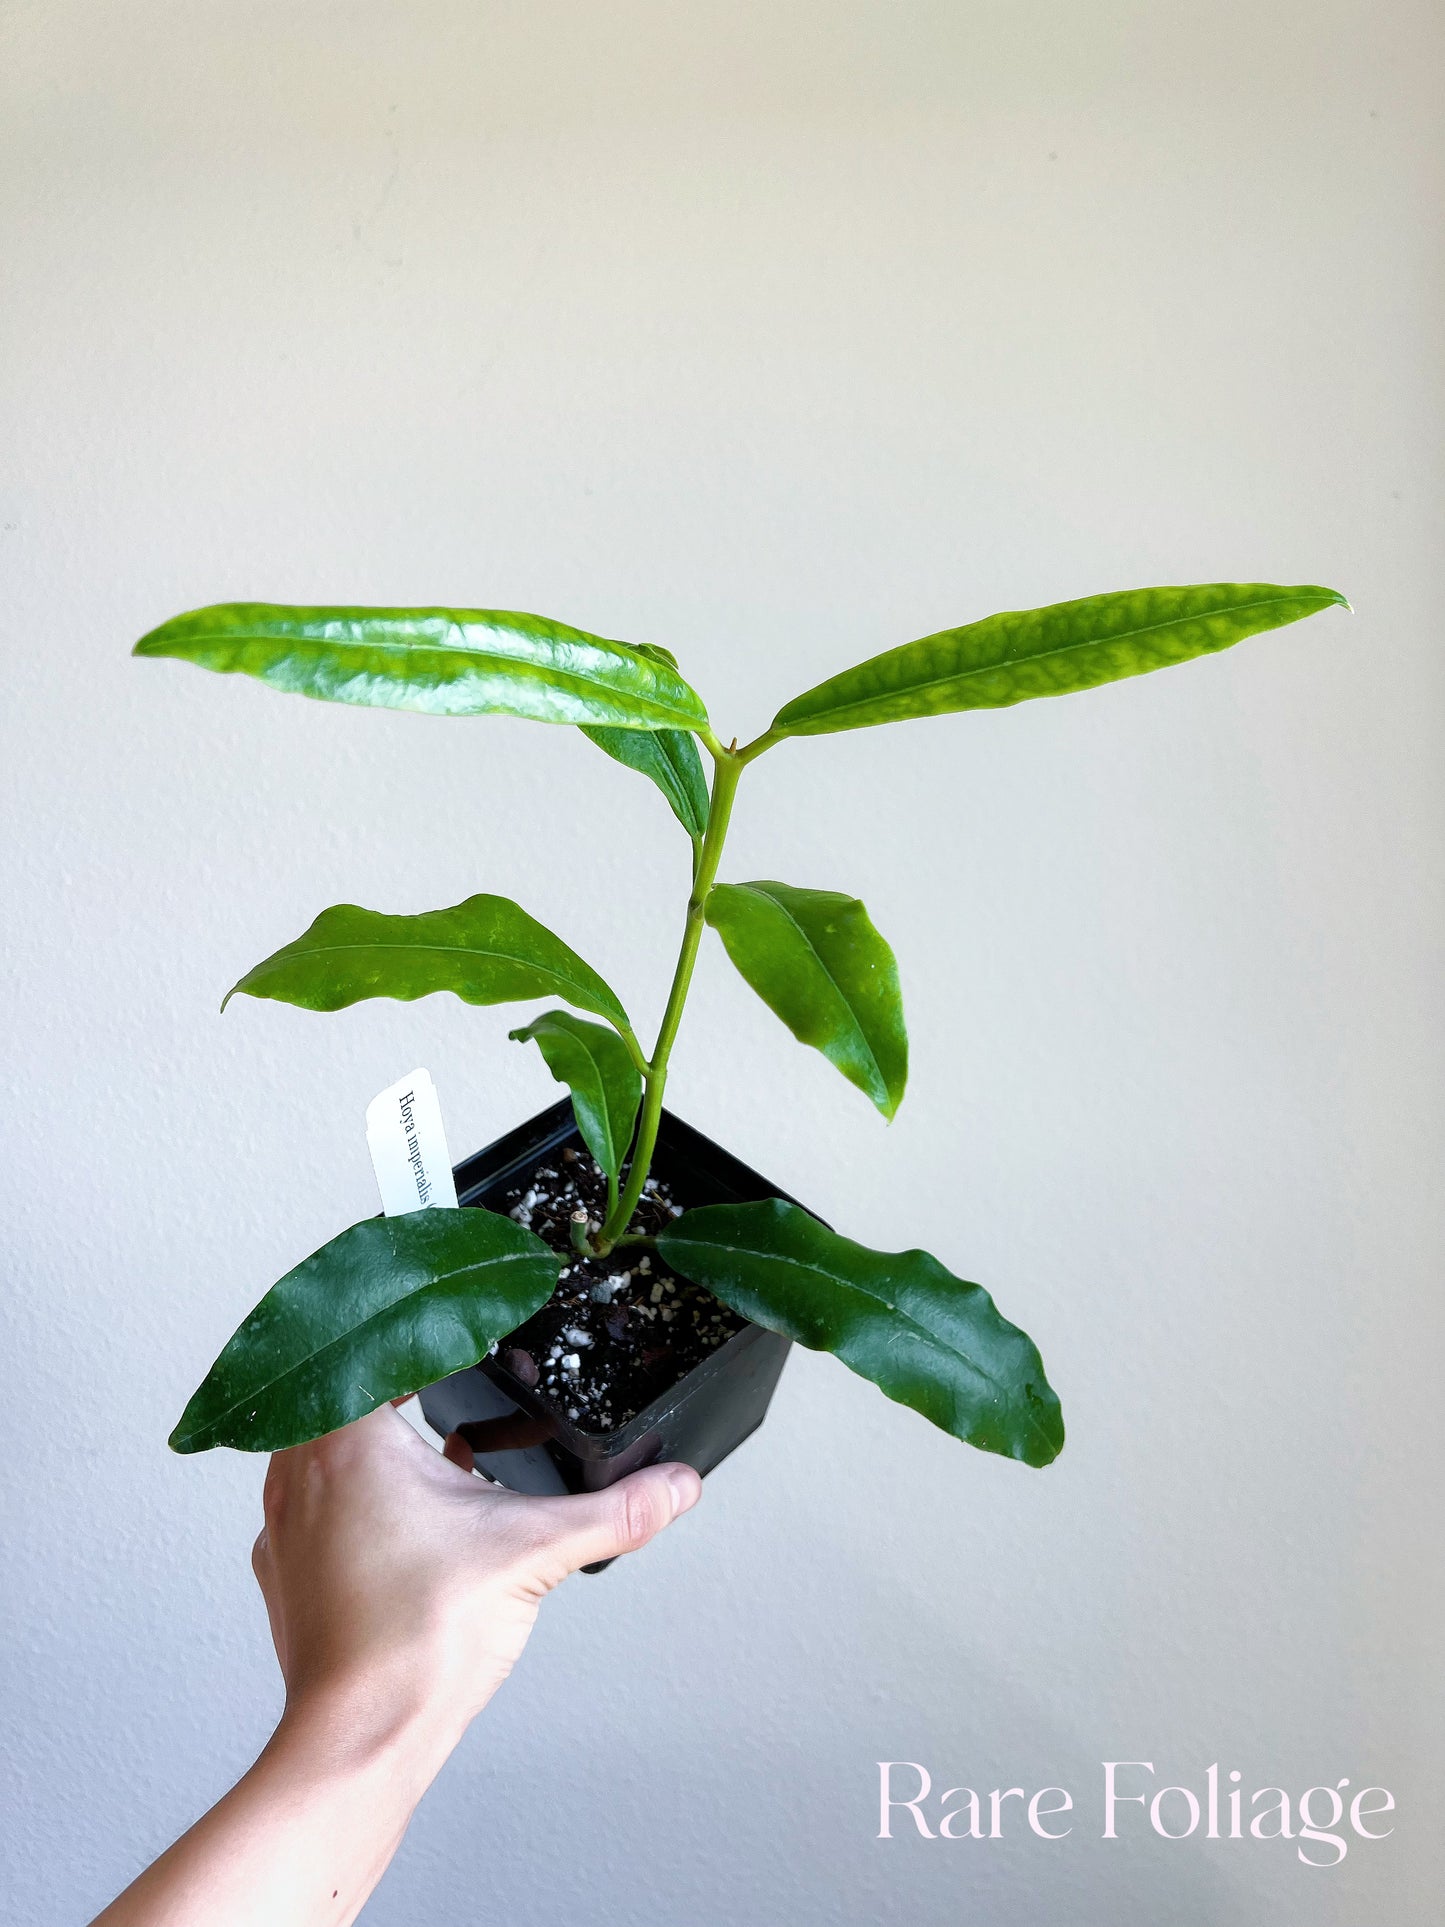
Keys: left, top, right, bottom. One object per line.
{"left": 90, "top": 1693, "right": 461, "bottom": 1927}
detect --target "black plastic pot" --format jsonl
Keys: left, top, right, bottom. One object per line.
{"left": 418, "top": 1098, "right": 798, "bottom": 1560}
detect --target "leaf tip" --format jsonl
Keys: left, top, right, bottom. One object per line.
{"left": 132, "top": 611, "right": 194, "bottom": 658}
{"left": 1304, "top": 585, "right": 1352, "bottom": 616}
{"left": 1022, "top": 1395, "right": 1066, "bottom": 1468}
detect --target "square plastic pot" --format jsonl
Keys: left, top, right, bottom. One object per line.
{"left": 418, "top": 1098, "right": 800, "bottom": 1547}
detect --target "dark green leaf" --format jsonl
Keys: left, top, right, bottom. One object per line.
{"left": 658, "top": 1200, "right": 1063, "bottom": 1466}
{"left": 581, "top": 724, "right": 711, "bottom": 837}
{"left": 771, "top": 582, "right": 1350, "bottom": 736}
{"left": 508, "top": 1009, "right": 642, "bottom": 1180}
{"left": 171, "top": 1208, "right": 561, "bottom": 1453}
{"left": 225, "top": 893, "right": 629, "bottom": 1028}
{"left": 706, "top": 880, "right": 906, "bottom": 1118}
{"left": 134, "top": 602, "right": 710, "bottom": 731}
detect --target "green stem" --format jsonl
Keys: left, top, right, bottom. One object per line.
{"left": 736, "top": 725, "right": 784, "bottom": 764}
{"left": 616, "top": 1023, "right": 651, "bottom": 1079}
{"left": 597, "top": 747, "right": 745, "bottom": 1246}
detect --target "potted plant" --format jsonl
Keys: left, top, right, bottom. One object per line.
{"left": 136, "top": 581, "right": 1347, "bottom": 1503}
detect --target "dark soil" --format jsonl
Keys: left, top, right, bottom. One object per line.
{"left": 488, "top": 1146, "right": 746, "bottom": 1433}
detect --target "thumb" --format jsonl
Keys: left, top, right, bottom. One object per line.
{"left": 516, "top": 1462, "right": 703, "bottom": 1582}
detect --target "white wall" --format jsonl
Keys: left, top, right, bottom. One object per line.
{"left": 4, "top": 4, "right": 1441, "bottom": 1921}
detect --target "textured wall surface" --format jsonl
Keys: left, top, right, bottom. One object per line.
{"left": 3, "top": 4, "right": 1441, "bottom": 1922}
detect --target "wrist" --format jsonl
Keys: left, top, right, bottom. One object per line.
{"left": 270, "top": 1673, "right": 467, "bottom": 1806}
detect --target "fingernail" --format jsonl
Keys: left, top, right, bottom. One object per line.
{"left": 665, "top": 1466, "right": 701, "bottom": 1518}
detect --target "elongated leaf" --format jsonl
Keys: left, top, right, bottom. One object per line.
{"left": 581, "top": 723, "right": 711, "bottom": 837}
{"left": 509, "top": 1009, "right": 642, "bottom": 1180}
{"left": 134, "top": 602, "right": 710, "bottom": 731}
{"left": 171, "top": 1208, "right": 561, "bottom": 1452}
{"left": 579, "top": 641, "right": 711, "bottom": 834}
{"left": 706, "top": 880, "right": 906, "bottom": 1118}
{"left": 772, "top": 582, "right": 1350, "bottom": 735}
{"left": 658, "top": 1200, "right": 1062, "bottom": 1466}
{"left": 225, "top": 893, "right": 629, "bottom": 1028}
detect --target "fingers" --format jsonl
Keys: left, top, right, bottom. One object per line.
{"left": 512, "top": 1463, "right": 703, "bottom": 1583}
{"left": 442, "top": 1429, "right": 475, "bottom": 1474}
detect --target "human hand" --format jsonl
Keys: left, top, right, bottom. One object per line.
{"left": 92, "top": 1407, "right": 699, "bottom": 1927}
{"left": 251, "top": 1402, "right": 702, "bottom": 1769}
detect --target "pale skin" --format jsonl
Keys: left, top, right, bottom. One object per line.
{"left": 89, "top": 1404, "right": 702, "bottom": 1927}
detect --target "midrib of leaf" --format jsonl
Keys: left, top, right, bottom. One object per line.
{"left": 785, "top": 590, "right": 1331, "bottom": 727}
{"left": 732, "top": 885, "right": 886, "bottom": 1097}
{"left": 178, "top": 1246, "right": 552, "bottom": 1444}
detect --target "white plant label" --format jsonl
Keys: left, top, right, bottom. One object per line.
{"left": 365, "top": 1069, "right": 459, "bottom": 1217}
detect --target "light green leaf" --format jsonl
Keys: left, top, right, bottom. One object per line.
{"left": 509, "top": 1010, "right": 643, "bottom": 1181}
{"left": 706, "top": 880, "right": 906, "bottom": 1118}
{"left": 658, "top": 1200, "right": 1063, "bottom": 1466}
{"left": 772, "top": 582, "right": 1350, "bottom": 736}
{"left": 134, "top": 602, "right": 710, "bottom": 731}
{"left": 170, "top": 1208, "right": 561, "bottom": 1453}
{"left": 225, "top": 893, "right": 629, "bottom": 1029}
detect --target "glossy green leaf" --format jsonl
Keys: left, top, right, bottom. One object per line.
{"left": 772, "top": 583, "right": 1350, "bottom": 736}
{"left": 171, "top": 1208, "right": 561, "bottom": 1453}
{"left": 581, "top": 724, "right": 711, "bottom": 836}
{"left": 508, "top": 1009, "right": 642, "bottom": 1181}
{"left": 134, "top": 602, "right": 710, "bottom": 731}
{"left": 706, "top": 880, "right": 907, "bottom": 1118}
{"left": 225, "top": 893, "right": 629, "bottom": 1028}
{"left": 658, "top": 1200, "right": 1063, "bottom": 1466}
{"left": 579, "top": 642, "right": 711, "bottom": 835}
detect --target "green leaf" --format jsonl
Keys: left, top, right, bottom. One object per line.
{"left": 581, "top": 724, "right": 711, "bottom": 837}
{"left": 579, "top": 642, "right": 711, "bottom": 835}
{"left": 657, "top": 1200, "right": 1063, "bottom": 1466}
{"left": 509, "top": 1010, "right": 643, "bottom": 1181}
{"left": 771, "top": 583, "right": 1350, "bottom": 736}
{"left": 134, "top": 602, "right": 710, "bottom": 731}
{"left": 225, "top": 893, "right": 629, "bottom": 1029}
{"left": 706, "top": 880, "right": 907, "bottom": 1118}
{"left": 171, "top": 1208, "right": 561, "bottom": 1453}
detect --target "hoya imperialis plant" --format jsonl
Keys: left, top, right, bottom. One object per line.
{"left": 136, "top": 581, "right": 1347, "bottom": 1469}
